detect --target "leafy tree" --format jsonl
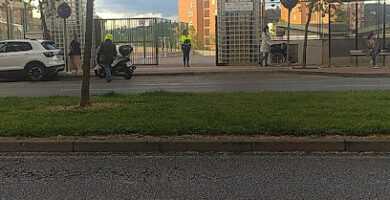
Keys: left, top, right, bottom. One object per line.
{"left": 266, "top": 7, "right": 281, "bottom": 23}
{"left": 302, "top": 0, "right": 333, "bottom": 68}
{"left": 334, "top": 6, "right": 350, "bottom": 25}
{"left": 189, "top": 25, "right": 204, "bottom": 50}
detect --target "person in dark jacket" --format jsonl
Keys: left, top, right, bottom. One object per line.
{"left": 69, "top": 33, "right": 82, "bottom": 74}
{"left": 97, "top": 34, "right": 117, "bottom": 82}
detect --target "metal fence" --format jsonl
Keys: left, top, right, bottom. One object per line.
{"left": 95, "top": 18, "right": 184, "bottom": 65}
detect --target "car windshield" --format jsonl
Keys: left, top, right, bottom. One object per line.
{"left": 41, "top": 42, "right": 58, "bottom": 50}
{"left": 0, "top": 43, "right": 6, "bottom": 53}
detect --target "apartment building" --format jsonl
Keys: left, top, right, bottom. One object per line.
{"left": 178, "top": 0, "right": 217, "bottom": 50}
{"left": 0, "top": 0, "right": 33, "bottom": 40}
{"left": 280, "top": 2, "right": 364, "bottom": 28}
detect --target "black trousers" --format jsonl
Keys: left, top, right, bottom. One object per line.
{"left": 182, "top": 47, "right": 191, "bottom": 67}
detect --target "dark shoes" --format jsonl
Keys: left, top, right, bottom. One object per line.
{"left": 106, "top": 78, "right": 112, "bottom": 83}
{"left": 258, "top": 61, "right": 263, "bottom": 67}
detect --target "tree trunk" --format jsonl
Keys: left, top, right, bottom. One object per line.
{"left": 39, "top": 1, "right": 50, "bottom": 40}
{"left": 302, "top": 6, "right": 313, "bottom": 69}
{"left": 5, "top": 0, "right": 11, "bottom": 39}
{"left": 80, "top": 0, "right": 94, "bottom": 107}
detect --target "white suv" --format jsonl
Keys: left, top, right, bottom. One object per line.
{"left": 0, "top": 39, "right": 65, "bottom": 81}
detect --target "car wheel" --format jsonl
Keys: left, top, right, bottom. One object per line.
{"left": 270, "top": 52, "right": 286, "bottom": 67}
{"left": 26, "top": 63, "right": 46, "bottom": 81}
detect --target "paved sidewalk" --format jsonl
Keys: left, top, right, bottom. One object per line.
{"left": 60, "top": 66, "right": 390, "bottom": 78}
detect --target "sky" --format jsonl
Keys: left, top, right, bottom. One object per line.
{"left": 95, "top": 0, "right": 178, "bottom": 21}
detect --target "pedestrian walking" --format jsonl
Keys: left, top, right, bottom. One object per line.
{"left": 97, "top": 34, "right": 117, "bottom": 83}
{"left": 181, "top": 30, "right": 192, "bottom": 67}
{"left": 367, "top": 32, "right": 378, "bottom": 68}
{"left": 259, "top": 26, "right": 271, "bottom": 67}
{"left": 69, "top": 33, "right": 82, "bottom": 74}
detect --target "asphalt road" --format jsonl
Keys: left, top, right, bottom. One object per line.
{"left": 1, "top": 153, "right": 390, "bottom": 199}
{"left": 3, "top": 72, "right": 390, "bottom": 97}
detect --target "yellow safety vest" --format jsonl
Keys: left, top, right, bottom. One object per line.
{"left": 181, "top": 35, "right": 192, "bottom": 44}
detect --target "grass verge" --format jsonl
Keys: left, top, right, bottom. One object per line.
{"left": 1, "top": 91, "right": 390, "bottom": 137}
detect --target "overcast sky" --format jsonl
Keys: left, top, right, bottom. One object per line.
{"left": 95, "top": 0, "right": 178, "bottom": 21}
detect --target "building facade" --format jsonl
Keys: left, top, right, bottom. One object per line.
{"left": 280, "top": 2, "right": 331, "bottom": 25}
{"left": 0, "top": 0, "right": 33, "bottom": 40}
{"left": 178, "top": 0, "right": 217, "bottom": 50}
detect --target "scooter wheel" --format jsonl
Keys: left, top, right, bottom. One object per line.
{"left": 124, "top": 69, "right": 133, "bottom": 80}
{"left": 95, "top": 69, "right": 106, "bottom": 78}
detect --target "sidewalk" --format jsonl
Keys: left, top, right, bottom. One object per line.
{"left": 60, "top": 66, "right": 390, "bottom": 78}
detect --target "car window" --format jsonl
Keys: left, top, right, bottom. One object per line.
{"left": 0, "top": 43, "right": 6, "bottom": 53}
{"left": 41, "top": 42, "right": 58, "bottom": 50}
{"left": 5, "top": 42, "right": 33, "bottom": 53}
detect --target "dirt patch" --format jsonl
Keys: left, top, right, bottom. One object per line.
{"left": 49, "top": 103, "right": 121, "bottom": 111}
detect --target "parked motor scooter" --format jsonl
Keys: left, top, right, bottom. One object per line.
{"left": 94, "top": 45, "right": 136, "bottom": 80}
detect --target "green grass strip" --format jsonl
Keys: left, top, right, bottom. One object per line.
{"left": 1, "top": 91, "right": 390, "bottom": 137}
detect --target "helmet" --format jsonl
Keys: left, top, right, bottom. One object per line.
{"left": 104, "top": 33, "right": 113, "bottom": 41}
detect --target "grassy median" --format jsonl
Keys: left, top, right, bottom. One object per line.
{"left": 2, "top": 91, "right": 390, "bottom": 137}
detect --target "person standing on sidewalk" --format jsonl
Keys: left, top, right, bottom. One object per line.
{"left": 367, "top": 32, "right": 378, "bottom": 68}
{"left": 181, "top": 30, "right": 192, "bottom": 67}
{"left": 69, "top": 33, "right": 82, "bottom": 74}
{"left": 259, "top": 26, "right": 271, "bottom": 67}
{"left": 97, "top": 34, "right": 117, "bottom": 83}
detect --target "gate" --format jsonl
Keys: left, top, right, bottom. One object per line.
{"left": 95, "top": 18, "right": 159, "bottom": 65}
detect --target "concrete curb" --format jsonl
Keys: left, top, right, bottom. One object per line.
{"left": 1, "top": 139, "right": 390, "bottom": 153}
{"left": 57, "top": 69, "right": 390, "bottom": 79}
{"left": 281, "top": 70, "right": 390, "bottom": 78}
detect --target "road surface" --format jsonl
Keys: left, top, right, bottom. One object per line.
{"left": 2, "top": 72, "right": 390, "bottom": 97}
{"left": 1, "top": 153, "right": 390, "bottom": 199}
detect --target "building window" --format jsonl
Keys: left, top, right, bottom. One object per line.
{"left": 205, "top": 28, "right": 210, "bottom": 36}
{"left": 212, "top": 0, "right": 216, "bottom": 5}
{"left": 204, "top": 10, "right": 210, "bottom": 18}
{"left": 188, "top": 11, "right": 194, "bottom": 18}
{"left": 189, "top": 21, "right": 193, "bottom": 26}
{"left": 190, "top": 2, "right": 194, "bottom": 8}
{"left": 204, "top": 1, "right": 209, "bottom": 8}
{"left": 205, "top": 19, "right": 210, "bottom": 27}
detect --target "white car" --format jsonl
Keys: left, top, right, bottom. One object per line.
{"left": 0, "top": 39, "right": 65, "bottom": 81}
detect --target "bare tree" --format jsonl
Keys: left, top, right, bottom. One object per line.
{"left": 80, "top": 0, "right": 94, "bottom": 107}
{"left": 38, "top": 0, "right": 59, "bottom": 40}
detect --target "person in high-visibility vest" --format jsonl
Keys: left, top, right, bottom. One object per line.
{"left": 181, "top": 30, "right": 192, "bottom": 67}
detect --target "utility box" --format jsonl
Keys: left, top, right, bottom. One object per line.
{"left": 217, "top": 0, "right": 263, "bottom": 65}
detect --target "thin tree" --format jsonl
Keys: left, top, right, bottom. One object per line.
{"left": 38, "top": 0, "right": 60, "bottom": 40}
{"left": 80, "top": 0, "right": 94, "bottom": 107}
{"left": 302, "top": 0, "right": 332, "bottom": 68}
